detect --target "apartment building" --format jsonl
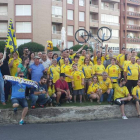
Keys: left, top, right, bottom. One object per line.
{"left": 0, "top": 0, "right": 120, "bottom": 53}
{"left": 120, "top": 0, "right": 140, "bottom": 52}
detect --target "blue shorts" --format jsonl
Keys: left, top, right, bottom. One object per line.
{"left": 73, "top": 89, "right": 84, "bottom": 95}
{"left": 11, "top": 98, "right": 28, "bottom": 108}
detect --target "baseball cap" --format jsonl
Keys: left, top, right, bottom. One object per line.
{"left": 34, "top": 56, "right": 40, "bottom": 59}
{"left": 60, "top": 73, "right": 66, "bottom": 77}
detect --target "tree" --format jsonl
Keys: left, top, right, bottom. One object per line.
{"left": 0, "top": 41, "right": 6, "bottom": 52}
{"left": 18, "top": 42, "right": 45, "bottom": 56}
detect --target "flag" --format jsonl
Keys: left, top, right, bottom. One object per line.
{"left": 5, "top": 19, "right": 18, "bottom": 53}
{"left": 47, "top": 40, "right": 53, "bottom": 50}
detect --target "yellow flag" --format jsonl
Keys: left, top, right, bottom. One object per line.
{"left": 5, "top": 19, "right": 18, "bottom": 53}
{"left": 47, "top": 41, "right": 53, "bottom": 50}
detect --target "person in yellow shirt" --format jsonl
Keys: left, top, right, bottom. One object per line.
{"left": 94, "top": 58, "right": 105, "bottom": 78}
{"left": 132, "top": 80, "right": 140, "bottom": 118}
{"left": 8, "top": 52, "right": 22, "bottom": 76}
{"left": 131, "top": 49, "right": 139, "bottom": 61}
{"left": 47, "top": 59, "right": 60, "bottom": 84}
{"left": 106, "top": 58, "right": 121, "bottom": 88}
{"left": 87, "top": 75, "right": 102, "bottom": 104}
{"left": 98, "top": 72, "right": 113, "bottom": 103}
{"left": 124, "top": 57, "right": 140, "bottom": 94}
{"left": 78, "top": 49, "right": 86, "bottom": 65}
{"left": 72, "top": 55, "right": 82, "bottom": 70}
{"left": 47, "top": 79, "right": 56, "bottom": 105}
{"left": 123, "top": 54, "right": 131, "bottom": 70}
{"left": 93, "top": 44, "right": 108, "bottom": 65}
{"left": 82, "top": 58, "right": 95, "bottom": 94}
{"left": 72, "top": 64, "right": 85, "bottom": 103}
{"left": 117, "top": 47, "right": 126, "bottom": 78}
{"left": 61, "top": 58, "right": 73, "bottom": 94}
{"left": 114, "top": 78, "right": 132, "bottom": 119}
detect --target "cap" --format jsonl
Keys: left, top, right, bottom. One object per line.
{"left": 60, "top": 73, "right": 66, "bottom": 77}
{"left": 34, "top": 56, "right": 40, "bottom": 59}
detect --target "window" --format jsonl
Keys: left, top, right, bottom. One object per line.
{"left": 67, "top": 10, "right": 73, "bottom": 20}
{"left": 79, "top": 0, "right": 84, "bottom": 6}
{"left": 128, "top": 20, "right": 134, "bottom": 25}
{"left": 112, "top": 30, "right": 119, "bottom": 38}
{"left": 16, "top": 22, "right": 31, "bottom": 33}
{"left": 68, "top": 41, "right": 74, "bottom": 48}
{"left": 52, "top": 6, "right": 62, "bottom": 16}
{"left": 0, "top": 22, "right": 8, "bottom": 33}
{"left": 16, "top": 5, "right": 31, "bottom": 16}
{"left": 17, "top": 39, "right": 31, "bottom": 47}
{"left": 67, "top": 26, "right": 73, "bottom": 36}
{"left": 79, "top": 12, "right": 84, "bottom": 21}
{"left": 52, "top": 25, "right": 57, "bottom": 34}
{"left": 67, "top": 0, "right": 73, "bottom": 4}
{"left": 129, "top": 7, "right": 134, "bottom": 12}
{"left": 52, "top": 39, "right": 61, "bottom": 46}
{"left": 0, "top": 6, "right": 8, "bottom": 15}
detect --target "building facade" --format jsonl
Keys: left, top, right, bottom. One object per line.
{"left": 0, "top": 0, "right": 127, "bottom": 54}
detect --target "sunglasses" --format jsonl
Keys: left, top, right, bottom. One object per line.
{"left": 19, "top": 75, "right": 24, "bottom": 78}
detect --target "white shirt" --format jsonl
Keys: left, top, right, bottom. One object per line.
{"left": 41, "top": 59, "right": 51, "bottom": 69}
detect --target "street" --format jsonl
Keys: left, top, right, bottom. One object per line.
{"left": 0, "top": 118, "right": 140, "bottom": 140}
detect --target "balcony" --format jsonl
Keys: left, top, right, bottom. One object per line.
{"left": 126, "top": 24, "right": 140, "bottom": 31}
{"left": 101, "top": 7, "right": 120, "bottom": 16}
{"left": 102, "top": 0, "right": 120, "bottom": 3}
{"left": 90, "top": 4, "right": 98, "bottom": 13}
{"left": 127, "top": 38, "right": 140, "bottom": 43}
{"left": 52, "top": 14, "right": 62, "bottom": 23}
{"left": 101, "top": 21, "right": 120, "bottom": 26}
{"left": 127, "top": 0, "right": 140, "bottom": 5}
{"left": 52, "top": 0, "right": 62, "bottom": 6}
{"left": 127, "top": 11, "right": 140, "bottom": 18}
{"left": 52, "top": 30, "right": 61, "bottom": 39}
{"left": 90, "top": 19, "right": 99, "bottom": 27}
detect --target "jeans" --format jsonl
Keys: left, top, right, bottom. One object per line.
{"left": 100, "top": 89, "right": 113, "bottom": 102}
{"left": 11, "top": 98, "right": 28, "bottom": 108}
{"left": 30, "top": 94, "right": 52, "bottom": 106}
{"left": 0, "top": 77, "right": 5, "bottom": 103}
{"left": 4, "top": 81, "right": 11, "bottom": 101}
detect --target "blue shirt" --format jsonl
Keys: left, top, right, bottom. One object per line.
{"left": 30, "top": 64, "right": 44, "bottom": 82}
{"left": 11, "top": 83, "right": 26, "bottom": 99}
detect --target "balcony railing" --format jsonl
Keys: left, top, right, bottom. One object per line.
{"left": 101, "top": 7, "right": 119, "bottom": 12}
{"left": 127, "top": 0, "right": 140, "bottom": 4}
{"left": 52, "top": 0, "right": 62, "bottom": 2}
{"left": 127, "top": 38, "right": 140, "bottom": 43}
{"left": 101, "top": 21, "right": 120, "bottom": 26}
{"left": 127, "top": 25, "right": 140, "bottom": 30}
{"left": 52, "top": 31, "right": 61, "bottom": 34}
{"left": 90, "top": 19, "right": 98, "bottom": 22}
{"left": 52, "top": 14, "right": 62, "bottom": 18}
{"left": 0, "top": 12, "right": 7, "bottom": 15}
{"left": 127, "top": 11, "right": 140, "bottom": 18}
{"left": 90, "top": 4, "right": 98, "bottom": 8}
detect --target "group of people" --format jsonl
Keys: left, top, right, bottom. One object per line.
{"left": 0, "top": 42, "right": 140, "bottom": 125}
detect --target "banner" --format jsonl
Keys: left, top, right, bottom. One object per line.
{"left": 4, "top": 75, "right": 38, "bottom": 88}
{"left": 5, "top": 19, "right": 18, "bottom": 53}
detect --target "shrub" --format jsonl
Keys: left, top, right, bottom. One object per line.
{"left": 137, "top": 52, "right": 140, "bottom": 58}
{"left": 18, "top": 42, "right": 45, "bottom": 56}
{"left": 0, "top": 41, "right": 6, "bottom": 52}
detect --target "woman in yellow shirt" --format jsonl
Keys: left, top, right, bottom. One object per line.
{"left": 87, "top": 76, "right": 102, "bottom": 104}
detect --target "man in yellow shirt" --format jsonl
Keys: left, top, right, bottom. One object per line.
{"left": 131, "top": 49, "right": 139, "bottom": 61}
{"left": 117, "top": 47, "right": 126, "bottom": 78}
{"left": 93, "top": 58, "right": 105, "bottom": 78}
{"left": 98, "top": 72, "right": 113, "bottom": 103}
{"left": 72, "top": 64, "right": 85, "bottom": 103}
{"left": 47, "top": 59, "right": 60, "bottom": 84}
{"left": 8, "top": 52, "right": 22, "bottom": 76}
{"left": 132, "top": 79, "right": 140, "bottom": 117}
{"left": 72, "top": 55, "right": 82, "bottom": 70}
{"left": 78, "top": 49, "right": 86, "bottom": 65}
{"left": 61, "top": 58, "right": 73, "bottom": 94}
{"left": 114, "top": 78, "right": 132, "bottom": 119}
{"left": 124, "top": 57, "right": 140, "bottom": 94}
{"left": 106, "top": 58, "right": 121, "bottom": 88}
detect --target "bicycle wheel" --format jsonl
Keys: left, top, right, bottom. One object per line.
{"left": 75, "top": 29, "right": 89, "bottom": 43}
{"left": 97, "top": 27, "right": 112, "bottom": 42}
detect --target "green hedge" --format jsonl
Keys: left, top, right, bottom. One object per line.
{"left": 18, "top": 42, "right": 45, "bottom": 56}
{"left": 137, "top": 52, "right": 140, "bottom": 58}
{"left": 0, "top": 41, "right": 6, "bottom": 52}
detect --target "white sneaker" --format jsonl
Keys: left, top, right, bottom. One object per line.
{"left": 122, "top": 116, "right": 128, "bottom": 119}
{"left": 116, "top": 99, "right": 121, "bottom": 104}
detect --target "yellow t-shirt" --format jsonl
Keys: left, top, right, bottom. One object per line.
{"left": 48, "top": 86, "right": 55, "bottom": 97}
{"left": 78, "top": 56, "right": 85, "bottom": 65}
{"left": 123, "top": 60, "right": 131, "bottom": 69}
{"left": 93, "top": 56, "right": 105, "bottom": 65}
{"left": 132, "top": 85, "right": 140, "bottom": 100}
{"left": 72, "top": 62, "right": 83, "bottom": 71}
{"left": 69, "top": 53, "right": 76, "bottom": 60}
{"left": 48, "top": 65, "right": 60, "bottom": 83}
{"left": 114, "top": 84, "right": 129, "bottom": 100}
{"left": 87, "top": 83, "right": 101, "bottom": 95}
{"left": 93, "top": 64, "right": 105, "bottom": 78}
{"left": 82, "top": 64, "right": 95, "bottom": 79}
{"left": 98, "top": 77, "right": 112, "bottom": 94}
{"left": 117, "top": 54, "right": 125, "bottom": 71}
{"left": 61, "top": 64, "right": 73, "bottom": 82}
{"left": 72, "top": 70, "right": 85, "bottom": 90}
{"left": 8, "top": 58, "right": 22, "bottom": 76}
{"left": 106, "top": 64, "right": 120, "bottom": 82}
{"left": 124, "top": 63, "right": 139, "bottom": 80}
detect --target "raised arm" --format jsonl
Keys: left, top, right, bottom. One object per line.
{"left": 76, "top": 43, "right": 86, "bottom": 54}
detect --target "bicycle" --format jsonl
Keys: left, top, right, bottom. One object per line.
{"left": 75, "top": 26, "right": 112, "bottom": 47}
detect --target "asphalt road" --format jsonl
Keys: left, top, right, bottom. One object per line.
{"left": 0, "top": 118, "right": 140, "bottom": 140}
